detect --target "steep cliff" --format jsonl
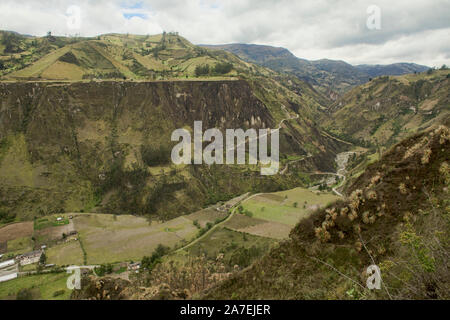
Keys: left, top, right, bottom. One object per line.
{"left": 0, "top": 79, "right": 343, "bottom": 222}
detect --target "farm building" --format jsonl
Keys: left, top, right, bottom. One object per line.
{"left": 128, "top": 262, "right": 141, "bottom": 271}
{"left": 0, "top": 259, "right": 15, "bottom": 269}
{"left": 17, "top": 250, "right": 43, "bottom": 266}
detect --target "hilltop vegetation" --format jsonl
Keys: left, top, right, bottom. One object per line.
{"left": 0, "top": 31, "right": 265, "bottom": 82}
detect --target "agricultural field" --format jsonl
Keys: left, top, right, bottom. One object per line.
{"left": 33, "top": 216, "right": 75, "bottom": 247}
{"left": 225, "top": 214, "right": 292, "bottom": 240}
{"left": 46, "top": 241, "right": 84, "bottom": 266}
{"left": 71, "top": 211, "right": 226, "bottom": 265}
{"left": 0, "top": 222, "right": 33, "bottom": 244}
{"left": 184, "top": 207, "right": 228, "bottom": 228}
{"left": 0, "top": 222, "right": 34, "bottom": 256}
{"left": 0, "top": 273, "right": 71, "bottom": 300}
{"left": 34, "top": 216, "right": 69, "bottom": 230}
{"left": 240, "top": 187, "right": 339, "bottom": 227}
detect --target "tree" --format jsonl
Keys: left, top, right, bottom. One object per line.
{"left": 0, "top": 60, "right": 4, "bottom": 70}
{"left": 141, "top": 244, "right": 170, "bottom": 271}
{"left": 213, "top": 62, "right": 233, "bottom": 74}
{"left": 16, "top": 288, "right": 33, "bottom": 300}
{"left": 1, "top": 32, "right": 20, "bottom": 53}
{"left": 39, "top": 252, "right": 47, "bottom": 266}
{"left": 293, "top": 202, "right": 298, "bottom": 208}
{"left": 195, "top": 64, "right": 210, "bottom": 77}
{"left": 94, "top": 263, "right": 113, "bottom": 276}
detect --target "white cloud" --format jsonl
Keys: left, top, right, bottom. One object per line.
{"left": 0, "top": 0, "right": 448, "bottom": 67}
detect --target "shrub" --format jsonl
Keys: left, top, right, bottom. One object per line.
{"left": 16, "top": 288, "right": 33, "bottom": 300}
{"left": 53, "top": 290, "right": 65, "bottom": 297}
{"left": 141, "top": 244, "right": 170, "bottom": 271}
{"left": 141, "top": 144, "right": 172, "bottom": 166}
{"left": 195, "top": 64, "right": 210, "bottom": 77}
{"left": 193, "top": 220, "right": 200, "bottom": 229}
{"left": 213, "top": 62, "right": 233, "bottom": 74}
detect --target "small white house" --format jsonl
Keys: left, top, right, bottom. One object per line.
{"left": 0, "top": 259, "right": 15, "bottom": 269}
{"left": 56, "top": 217, "right": 63, "bottom": 221}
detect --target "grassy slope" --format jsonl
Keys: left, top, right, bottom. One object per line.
{"left": 202, "top": 125, "right": 450, "bottom": 299}
{"left": 323, "top": 70, "right": 450, "bottom": 150}
{"left": 0, "top": 273, "right": 71, "bottom": 300}
{"left": 240, "top": 188, "right": 339, "bottom": 227}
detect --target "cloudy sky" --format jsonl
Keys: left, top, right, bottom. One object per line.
{"left": 1, "top": 0, "right": 449, "bottom": 67}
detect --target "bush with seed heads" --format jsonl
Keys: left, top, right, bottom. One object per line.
{"left": 366, "top": 190, "right": 378, "bottom": 200}
{"left": 399, "top": 183, "right": 408, "bottom": 195}
{"left": 370, "top": 174, "right": 381, "bottom": 185}
{"left": 340, "top": 207, "right": 349, "bottom": 217}
{"left": 421, "top": 148, "right": 432, "bottom": 164}
{"left": 434, "top": 125, "right": 450, "bottom": 144}
{"left": 439, "top": 161, "right": 450, "bottom": 184}
{"left": 315, "top": 227, "right": 331, "bottom": 242}
{"left": 362, "top": 211, "right": 371, "bottom": 224}
{"left": 404, "top": 137, "right": 429, "bottom": 160}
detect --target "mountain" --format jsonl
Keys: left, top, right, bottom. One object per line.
{"left": 202, "top": 124, "right": 450, "bottom": 299}
{"left": 1, "top": 31, "right": 447, "bottom": 301}
{"left": 355, "top": 63, "right": 429, "bottom": 78}
{"left": 0, "top": 31, "right": 346, "bottom": 224}
{"left": 199, "top": 43, "right": 300, "bottom": 65}
{"left": 202, "top": 43, "right": 429, "bottom": 97}
{"left": 322, "top": 70, "right": 450, "bottom": 150}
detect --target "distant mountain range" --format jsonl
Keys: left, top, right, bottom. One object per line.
{"left": 201, "top": 44, "right": 429, "bottom": 96}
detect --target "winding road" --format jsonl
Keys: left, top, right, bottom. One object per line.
{"left": 175, "top": 106, "right": 302, "bottom": 253}
{"left": 314, "top": 151, "right": 356, "bottom": 197}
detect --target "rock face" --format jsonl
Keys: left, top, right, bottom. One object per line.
{"left": 0, "top": 79, "right": 343, "bottom": 221}
{"left": 0, "top": 80, "right": 273, "bottom": 137}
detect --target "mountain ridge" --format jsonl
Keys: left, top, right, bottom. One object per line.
{"left": 201, "top": 43, "right": 429, "bottom": 96}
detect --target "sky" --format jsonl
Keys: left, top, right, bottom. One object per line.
{"left": 1, "top": 0, "right": 449, "bottom": 67}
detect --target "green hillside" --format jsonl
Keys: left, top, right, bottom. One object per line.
{"left": 322, "top": 70, "right": 450, "bottom": 150}
{"left": 202, "top": 124, "right": 450, "bottom": 300}
{"left": 0, "top": 32, "right": 349, "bottom": 225}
